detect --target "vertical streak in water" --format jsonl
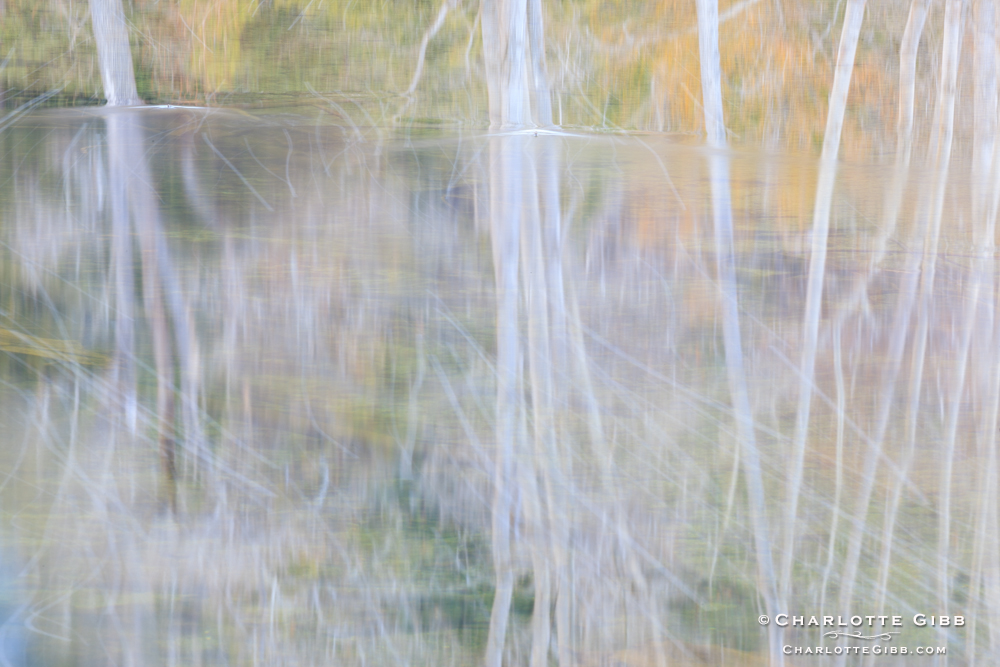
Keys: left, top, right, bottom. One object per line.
{"left": 106, "top": 117, "right": 137, "bottom": 434}
{"left": 968, "top": 113, "right": 1000, "bottom": 662}
{"left": 784, "top": 1, "right": 867, "bottom": 616}
{"left": 537, "top": 138, "right": 573, "bottom": 667}
{"left": 865, "top": 5, "right": 929, "bottom": 637}
{"left": 696, "top": 0, "right": 780, "bottom": 663}
{"left": 839, "top": 8, "right": 963, "bottom": 667}
{"left": 910, "top": 5, "right": 966, "bottom": 658}
{"left": 107, "top": 112, "right": 178, "bottom": 514}
{"left": 710, "top": 147, "right": 781, "bottom": 660}
{"left": 484, "top": 134, "right": 523, "bottom": 667}
{"left": 963, "top": 121, "right": 1000, "bottom": 667}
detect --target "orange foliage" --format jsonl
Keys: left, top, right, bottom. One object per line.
{"left": 635, "top": 0, "right": 899, "bottom": 157}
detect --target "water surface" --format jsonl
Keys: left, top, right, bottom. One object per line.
{"left": 0, "top": 106, "right": 991, "bottom": 665}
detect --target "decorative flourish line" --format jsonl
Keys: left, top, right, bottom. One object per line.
{"left": 824, "top": 630, "right": 900, "bottom": 642}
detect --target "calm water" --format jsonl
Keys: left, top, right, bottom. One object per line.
{"left": 0, "top": 106, "right": 994, "bottom": 665}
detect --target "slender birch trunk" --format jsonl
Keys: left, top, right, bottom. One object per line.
{"left": 782, "top": 0, "right": 866, "bottom": 607}
{"left": 865, "top": 0, "right": 931, "bottom": 641}
{"left": 968, "top": 74, "right": 1000, "bottom": 657}
{"left": 979, "top": 308, "right": 1000, "bottom": 657}
{"left": 899, "top": 0, "right": 929, "bottom": 166}
{"left": 917, "top": 4, "right": 966, "bottom": 652}
{"left": 932, "top": 7, "right": 995, "bottom": 652}
{"left": 823, "top": 0, "right": 927, "bottom": 346}
{"left": 481, "top": 0, "right": 558, "bottom": 661}
{"left": 819, "top": 325, "right": 846, "bottom": 615}
{"left": 91, "top": 0, "right": 142, "bottom": 106}
{"left": 837, "top": 8, "right": 964, "bottom": 666}
{"left": 962, "top": 116, "right": 1000, "bottom": 667}
{"left": 404, "top": 0, "right": 456, "bottom": 97}
{"left": 875, "top": 0, "right": 928, "bottom": 261}
{"left": 527, "top": 0, "right": 553, "bottom": 127}
{"left": 973, "top": 0, "right": 996, "bottom": 212}
{"left": 483, "top": 0, "right": 530, "bottom": 128}
{"left": 696, "top": 0, "right": 780, "bottom": 664}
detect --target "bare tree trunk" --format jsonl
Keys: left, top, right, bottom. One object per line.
{"left": 973, "top": 0, "right": 996, "bottom": 207}
{"left": 696, "top": 1, "right": 780, "bottom": 664}
{"left": 968, "top": 82, "right": 1000, "bottom": 661}
{"left": 823, "top": 0, "right": 927, "bottom": 345}
{"left": 899, "top": 0, "right": 929, "bottom": 164}
{"left": 782, "top": 0, "right": 866, "bottom": 609}
{"left": 526, "top": 0, "right": 553, "bottom": 126}
{"left": 482, "top": 0, "right": 530, "bottom": 128}
{"left": 958, "top": 131, "right": 1000, "bottom": 667}
{"left": 837, "top": 7, "right": 964, "bottom": 666}
{"left": 862, "top": 5, "right": 931, "bottom": 649}
{"left": 90, "top": 0, "right": 142, "bottom": 106}
{"left": 921, "top": 5, "right": 966, "bottom": 654}
{"left": 696, "top": 0, "right": 726, "bottom": 150}
{"left": 480, "top": 0, "right": 504, "bottom": 127}
{"left": 876, "top": 0, "right": 928, "bottom": 258}
{"left": 977, "top": 282, "right": 1000, "bottom": 657}
{"left": 482, "top": 0, "right": 561, "bottom": 661}
{"left": 482, "top": 0, "right": 553, "bottom": 128}
{"left": 404, "top": 0, "right": 456, "bottom": 97}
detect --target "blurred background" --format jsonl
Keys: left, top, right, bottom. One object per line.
{"left": 0, "top": 0, "right": 951, "bottom": 156}
{"left": 0, "top": 0, "right": 998, "bottom": 665}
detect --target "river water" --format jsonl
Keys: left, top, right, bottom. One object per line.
{"left": 0, "top": 105, "right": 992, "bottom": 665}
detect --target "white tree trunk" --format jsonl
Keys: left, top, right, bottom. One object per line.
{"left": 822, "top": 0, "right": 927, "bottom": 339}
{"left": 898, "top": 0, "right": 929, "bottom": 162}
{"left": 527, "top": 0, "right": 553, "bottom": 126}
{"left": 929, "top": 2, "right": 968, "bottom": 654}
{"left": 968, "top": 7, "right": 1000, "bottom": 658}
{"left": 835, "top": 6, "right": 964, "bottom": 666}
{"left": 90, "top": 0, "right": 142, "bottom": 106}
{"left": 481, "top": 0, "right": 552, "bottom": 128}
{"left": 973, "top": 0, "right": 996, "bottom": 203}
{"left": 782, "top": 0, "right": 866, "bottom": 610}
{"left": 696, "top": 0, "right": 781, "bottom": 664}
{"left": 696, "top": 0, "right": 726, "bottom": 150}
{"left": 867, "top": 0, "right": 930, "bottom": 620}
{"left": 482, "top": 1, "right": 561, "bottom": 663}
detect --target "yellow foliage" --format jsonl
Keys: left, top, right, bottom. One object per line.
{"left": 0, "top": 0, "right": 957, "bottom": 158}
{"left": 0, "top": 328, "right": 107, "bottom": 366}
{"left": 176, "top": 0, "right": 253, "bottom": 93}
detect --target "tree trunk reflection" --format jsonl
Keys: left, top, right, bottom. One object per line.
{"left": 696, "top": 0, "right": 779, "bottom": 664}
{"left": 106, "top": 110, "right": 205, "bottom": 513}
{"left": 6, "top": 85, "right": 1000, "bottom": 662}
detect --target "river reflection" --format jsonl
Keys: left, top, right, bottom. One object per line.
{"left": 0, "top": 107, "right": 994, "bottom": 665}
